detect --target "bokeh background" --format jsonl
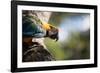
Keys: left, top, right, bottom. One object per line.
{"left": 44, "top": 12, "right": 90, "bottom": 60}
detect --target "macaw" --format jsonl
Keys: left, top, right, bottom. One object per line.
{"left": 23, "top": 15, "right": 59, "bottom": 41}
{"left": 22, "top": 14, "right": 58, "bottom": 62}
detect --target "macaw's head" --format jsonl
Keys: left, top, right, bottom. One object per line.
{"left": 42, "top": 22, "right": 59, "bottom": 41}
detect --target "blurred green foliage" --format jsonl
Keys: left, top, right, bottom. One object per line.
{"left": 44, "top": 38, "right": 66, "bottom": 60}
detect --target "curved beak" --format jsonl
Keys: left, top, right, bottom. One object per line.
{"left": 48, "top": 26, "right": 59, "bottom": 41}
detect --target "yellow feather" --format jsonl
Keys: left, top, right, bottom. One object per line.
{"left": 42, "top": 21, "right": 51, "bottom": 30}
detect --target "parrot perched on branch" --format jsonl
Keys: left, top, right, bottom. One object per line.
{"left": 22, "top": 11, "right": 59, "bottom": 62}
